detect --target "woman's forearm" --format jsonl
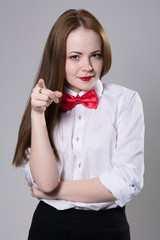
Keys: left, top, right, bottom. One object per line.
{"left": 29, "top": 111, "right": 59, "bottom": 193}
{"left": 54, "top": 178, "right": 116, "bottom": 203}
{"left": 29, "top": 177, "right": 116, "bottom": 203}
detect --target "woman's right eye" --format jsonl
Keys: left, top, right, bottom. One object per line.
{"left": 70, "top": 55, "right": 79, "bottom": 60}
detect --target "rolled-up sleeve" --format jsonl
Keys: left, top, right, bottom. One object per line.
{"left": 22, "top": 161, "right": 36, "bottom": 185}
{"left": 99, "top": 91, "right": 145, "bottom": 207}
{"left": 21, "top": 148, "right": 37, "bottom": 186}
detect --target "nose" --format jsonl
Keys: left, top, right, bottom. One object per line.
{"left": 81, "top": 58, "right": 93, "bottom": 72}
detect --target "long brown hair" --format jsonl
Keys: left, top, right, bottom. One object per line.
{"left": 12, "top": 9, "right": 112, "bottom": 166}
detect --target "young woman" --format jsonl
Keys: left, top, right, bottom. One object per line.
{"left": 13, "top": 9, "right": 144, "bottom": 240}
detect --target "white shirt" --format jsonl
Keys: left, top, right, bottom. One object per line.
{"left": 23, "top": 80, "right": 145, "bottom": 211}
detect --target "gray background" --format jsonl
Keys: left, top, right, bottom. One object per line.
{"left": 1, "top": 0, "right": 160, "bottom": 239}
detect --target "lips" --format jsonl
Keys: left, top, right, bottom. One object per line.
{"left": 79, "top": 76, "right": 93, "bottom": 81}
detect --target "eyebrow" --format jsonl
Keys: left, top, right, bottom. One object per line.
{"left": 68, "top": 50, "right": 102, "bottom": 55}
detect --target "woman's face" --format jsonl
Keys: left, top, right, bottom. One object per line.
{"left": 65, "top": 27, "right": 103, "bottom": 93}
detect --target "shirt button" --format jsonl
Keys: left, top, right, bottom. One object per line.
{"left": 78, "top": 162, "right": 82, "bottom": 168}
{"left": 76, "top": 136, "right": 80, "bottom": 142}
{"left": 78, "top": 115, "right": 82, "bottom": 120}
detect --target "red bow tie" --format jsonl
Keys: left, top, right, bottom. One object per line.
{"left": 60, "top": 90, "right": 98, "bottom": 112}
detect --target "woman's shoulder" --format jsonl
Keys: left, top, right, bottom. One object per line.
{"left": 102, "top": 82, "right": 142, "bottom": 111}
{"left": 102, "top": 82, "right": 136, "bottom": 96}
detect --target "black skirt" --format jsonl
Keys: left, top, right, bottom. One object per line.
{"left": 28, "top": 201, "right": 130, "bottom": 240}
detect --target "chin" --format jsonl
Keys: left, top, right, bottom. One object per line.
{"left": 82, "top": 81, "right": 97, "bottom": 91}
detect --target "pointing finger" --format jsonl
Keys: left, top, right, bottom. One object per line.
{"left": 54, "top": 91, "right": 63, "bottom": 98}
{"left": 52, "top": 91, "right": 62, "bottom": 103}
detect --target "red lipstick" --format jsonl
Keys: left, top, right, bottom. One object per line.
{"left": 80, "top": 76, "right": 93, "bottom": 81}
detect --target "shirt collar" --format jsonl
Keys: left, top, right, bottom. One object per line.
{"left": 63, "top": 79, "right": 103, "bottom": 99}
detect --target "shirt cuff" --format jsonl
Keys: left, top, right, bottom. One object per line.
{"left": 99, "top": 170, "right": 140, "bottom": 207}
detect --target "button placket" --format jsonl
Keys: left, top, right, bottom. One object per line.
{"left": 72, "top": 105, "right": 85, "bottom": 178}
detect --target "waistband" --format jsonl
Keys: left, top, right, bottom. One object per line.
{"left": 34, "top": 201, "right": 129, "bottom": 232}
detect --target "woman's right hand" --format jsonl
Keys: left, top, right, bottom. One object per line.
{"left": 31, "top": 79, "right": 62, "bottom": 113}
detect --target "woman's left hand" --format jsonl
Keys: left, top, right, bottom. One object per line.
{"left": 27, "top": 181, "right": 57, "bottom": 200}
